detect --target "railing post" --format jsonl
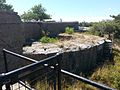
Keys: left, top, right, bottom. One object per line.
{"left": 53, "top": 65, "right": 57, "bottom": 90}
{"left": 57, "top": 54, "right": 62, "bottom": 90}
{"left": 0, "top": 84, "right": 2, "bottom": 90}
{"left": 3, "top": 50, "right": 11, "bottom": 90}
{"left": 3, "top": 50, "right": 8, "bottom": 72}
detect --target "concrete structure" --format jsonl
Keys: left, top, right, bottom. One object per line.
{"left": 23, "top": 21, "right": 79, "bottom": 45}
{"left": 23, "top": 34, "right": 108, "bottom": 73}
{"left": 0, "top": 11, "right": 79, "bottom": 73}
{"left": 40, "top": 22, "right": 79, "bottom": 37}
{"left": 0, "top": 11, "right": 112, "bottom": 74}
{"left": 0, "top": 11, "right": 25, "bottom": 73}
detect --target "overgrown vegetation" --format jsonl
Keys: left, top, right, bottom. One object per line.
{"left": 39, "top": 30, "right": 58, "bottom": 43}
{"left": 37, "top": 14, "right": 120, "bottom": 89}
{"left": 90, "top": 49, "right": 120, "bottom": 89}
{"left": 85, "top": 15, "right": 120, "bottom": 89}
{"left": 40, "top": 26, "right": 75, "bottom": 43}
{"left": 86, "top": 14, "right": 120, "bottom": 39}
{"left": 63, "top": 49, "right": 120, "bottom": 90}
{"left": 88, "top": 21, "right": 120, "bottom": 38}
{"left": 65, "top": 27, "right": 74, "bottom": 34}
{"left": 40, "top": 36, "right": 58, "bottom": 43}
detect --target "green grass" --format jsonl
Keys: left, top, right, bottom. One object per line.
{"left": 37, "top": 35, "right": 120, "bottom": 89}
{"left": 65, "top": 27, "right": 74, "bottom": 34}
{"left": 30, "top": 49, "right": 120, "bottom": 90}
{"left": 60, "top": 48, "right": 120, "bottom": 90}
{"left": 40, "top": 36, "right": 58, "bottom": 43}
{"left": 90, "top": 49, "right": 120, "bottom": 89}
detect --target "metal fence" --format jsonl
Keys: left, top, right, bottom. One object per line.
{"left": 0, "top": 49, "right": 115, "bottom": 90}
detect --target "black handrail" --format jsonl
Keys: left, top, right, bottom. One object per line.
{"left": 3, "top": 49, "right": 38, "bottom": 63}
{"left": 61, "top": 69, "right": 115, "bottom": 90}
{"left": 0, "top": 49, "right": 60, "bottom": 82}
{"left": 0, "top": 49, "right": 116, "bottom": 90}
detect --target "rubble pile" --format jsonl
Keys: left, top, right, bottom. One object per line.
{"left": 23, "top": 33, "right": 105, "bottom": 54}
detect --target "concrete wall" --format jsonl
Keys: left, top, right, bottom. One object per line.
{"left": 24, "top": 44, "right": 104, "bottom": 74}
{"left": 22, "top": 22, "right": 79, "bottom": 45}
{"left": 61, "top": 47, "right": 98, "bottom": 73}
{"left": 23, "top": 22, "right": 42, "bottom": 45}
{"left": 0, "top": 11, "right": 79, "bottom": 73}
{"left": 0, "top": 11, "right": 27, "bottom": 73}
{"left": 0, "top": 11, "right": 21, "bottom": 23}
{"left": 40, "top": 22, "right": 79, "bottom": 37}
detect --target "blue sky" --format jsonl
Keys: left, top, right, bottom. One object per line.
{"left": 7, "top": 0, "right": 120, "bottom": 22}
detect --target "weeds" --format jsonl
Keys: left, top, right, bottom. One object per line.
{"left": 40, "top": 36, "right": 58, "bottom": 43}
{"left": 65, "top": 27, "right": 74, "bottom": 34}
{"left": 90, "top": 49, "right": 120, "bottom": 89}
{"left": 40, "top": 30, "right": 58, "bottom": 43}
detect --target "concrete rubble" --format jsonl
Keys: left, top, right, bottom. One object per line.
{"left": 23, "top": 33, "right": 106, "bottom": 55}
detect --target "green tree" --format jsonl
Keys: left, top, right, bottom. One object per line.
{"left": 0, "top": 0, "right": 13, "bottom": 11}
{"left": 21, "top": 4, "right": 51, "bottom": 21}
{"left": 110, "top": 14, "right": 120, "bottom": 21}
{"left": 89, "top": 20, "right": 120, "bottom": 38}
{"left": 110, "top": 14, "right": 120, "bottom": 38}
{"left": 79, "top": 21, "right": 92, "bottom": 27}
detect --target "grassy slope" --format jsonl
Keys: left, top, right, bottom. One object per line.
{"left": 90, "top": 48, "right": 120, "bottom": 89}
{"left": 64, "top": 35, "right": 120, "bottom": 90}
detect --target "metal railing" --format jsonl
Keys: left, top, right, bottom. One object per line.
{"left": 1, "top": 49, "right": 61, "bottom": 90}
{"left": 0, "top": 49, "right": 116, "bottom": 90}
{"left": 61, "top": 69, "right": 115, "bottom": 90}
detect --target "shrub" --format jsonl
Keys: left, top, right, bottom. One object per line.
{"left": 89, "top": 21, "right": 120, "bottom": 38}
{"left": 40, "top": 36, "right": 58, "bottom": 43}
{"left": 65, "top": 27, "right": 74, "bottom": 34}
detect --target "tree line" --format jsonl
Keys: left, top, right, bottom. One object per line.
{"left": 88, "top": 15, "right": 120, "bottom": 39}
{"left": 0, "top": 1, "right": 51, "bottom": 21}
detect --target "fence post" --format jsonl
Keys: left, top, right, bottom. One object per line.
{"left": 53, "top": 65, "right": 57, "bottom": 90}
{"left": 0, "top": 84, "right": 2, "bottom": 90}
{"left": 57, "top": 54, "right": 62, "bottom": 90}
{"left": 3, "top": 50, "right": 11, "bottom": 90}
{"left": 3, "top": 50, "right": 8, "bottom": 72}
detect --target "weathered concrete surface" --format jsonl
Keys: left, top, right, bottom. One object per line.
{"left": 23, "top": 33, "right": 105, "bottom": 54}
{"left": 23, "top": 33, "right": 107, "bottom": 73}
{"left": 23, "top": 22, "right": 42, "bottom": 46}
{"left": 0, "top": 11, "right": 26, "bottom": 73}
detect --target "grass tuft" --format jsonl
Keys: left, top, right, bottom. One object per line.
{"left": 40, "top": 36, "right": 58, "bottom": 43}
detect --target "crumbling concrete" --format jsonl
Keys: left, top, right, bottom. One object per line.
{"left": 0, "top": 11, "right": 112, "bottom": 74}
{"left": 23, "top": 33, "right": 110, "bottom": 73}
